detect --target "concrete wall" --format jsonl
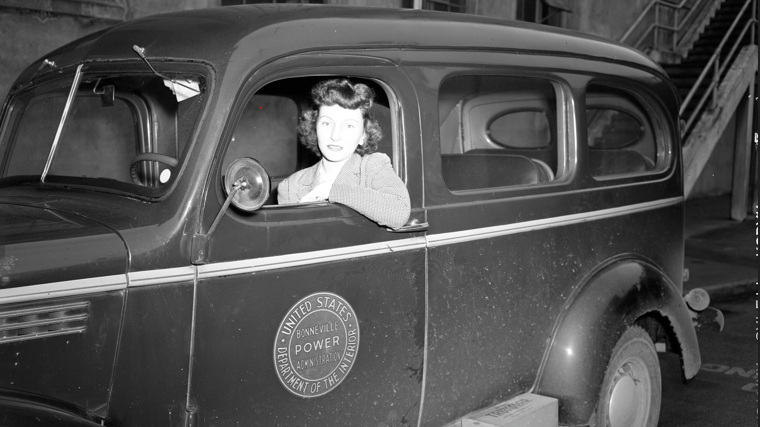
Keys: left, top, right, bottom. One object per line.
{"left": 126, "top": 0, "right": 219, "bottom": 20}
{"left": 690, "top": 113, "right": 738, "bottom": 198}
{"left": 563, "top": 0, "right": 650, "bottom": 42}
{"left": 329, "top": 0, "right": 514, "bottom": 18}
{"left": 0, "top": 0, "right": 220, "bottom": 102}
{"left": 0, "top": 12, "right": 109, "bottom": 102}
{"left": 469, "top": 0, "right": 516, "bottom": 20}
{"left": 330, "top": 0, "right": 404, "bottom": 7}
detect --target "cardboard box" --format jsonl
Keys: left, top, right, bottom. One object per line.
{"left": 458, "top": 393, "right": 558, "bottom": 427}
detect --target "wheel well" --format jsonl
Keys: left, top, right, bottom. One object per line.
{"left": 534, "top": 258, "right": 700, "bottom": 424}
{"left": 635, "top": 310, "right": 691, "bottom": 383}
{"left": 636, "top": 311, "right": 676, "bottom": 351}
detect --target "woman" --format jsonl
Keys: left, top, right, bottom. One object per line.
{"left": 277, "top": 79, "right": 410, "bottom": 229}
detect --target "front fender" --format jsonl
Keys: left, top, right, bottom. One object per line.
{"left": 534, "top": 257, "right": 700, "bottom": 425}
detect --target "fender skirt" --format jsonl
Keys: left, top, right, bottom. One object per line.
{"left": 534, "top": 258, "right": 700, "bottom": 425}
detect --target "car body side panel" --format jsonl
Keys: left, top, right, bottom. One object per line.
{"left": 403, "top": 49, "right": 686, "bottom": 426}
{"left": 0, "top": 293, "right": 124, "bottom": 415}
{"left": 105, "top": 281, "right": 195, "bottom": 427}
{"left": 419, "top": 201, "right": 684, "bottom": 426}
{"left": 0, "top": 202, "right": 127, "bottom": 289}
{"left": 0, "top": 203, "right": 127, "bottom": 415}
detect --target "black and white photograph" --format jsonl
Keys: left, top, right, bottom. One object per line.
{"left": 0, "top": 1, "right": 757, "bottom": 426}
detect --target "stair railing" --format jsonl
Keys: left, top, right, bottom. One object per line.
{"left": 680, "top": 0, "right": 757, "bottom": 137}
{"left": 620, "top": 0, "right": 714, "bottom": 54}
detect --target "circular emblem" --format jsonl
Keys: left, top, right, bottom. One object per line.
{"left": 273, "top": 292, "right": 360, "bottom": 398}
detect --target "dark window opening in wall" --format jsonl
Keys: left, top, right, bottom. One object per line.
{"left": 402, "top": 0, "right": 466, "bottom": 13}
{"left": 0, "top": 0, "right": 126, "bottom": 21}
{"left": 221, "top": 0, "right": 324, "bottom": 5}
{"left": 424, "top": 0, "right": 465, "bottom": 13}
{"left": 517, "top": 0, "right": 571, "bottom": 27}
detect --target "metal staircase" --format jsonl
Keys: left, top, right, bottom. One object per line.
{"left": 662, "top": 0, "right": 756, "bottom": 138}
{"left": 621, "top": 0, "right": 757, "bottom": 219}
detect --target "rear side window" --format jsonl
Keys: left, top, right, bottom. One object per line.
{"left": 438, "top": 75, "right": 559, "bottom": 192}
{"left": 488, "top": 111, "right": 551, "bottom": 148}
{"left": 586, "top": 85, "right": 662, "bottom": 178}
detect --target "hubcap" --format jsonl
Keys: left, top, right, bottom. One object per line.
{"left": 608, "top": 358, "right": 651, "bottom": 427}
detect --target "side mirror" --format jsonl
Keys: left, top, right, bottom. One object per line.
{"left": 192, "top": 158, "right": 270, "bottom": 264}
{"left": 223, "top": 157, "right": 270, "bottom": 212}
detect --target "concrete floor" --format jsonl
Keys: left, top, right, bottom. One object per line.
{"left": 683, "top": 194, "right": 757, "bottom": 301}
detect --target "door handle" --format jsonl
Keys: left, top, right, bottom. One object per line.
{"left": 387, "top": 219, "right": 428, "bottom": 233}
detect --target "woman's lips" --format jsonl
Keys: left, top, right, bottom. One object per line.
{"left": 327, "top": 145, "right": 342, "bottom": 151}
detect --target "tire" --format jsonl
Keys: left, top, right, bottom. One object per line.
{"left": 595, "top": 325, "right": 661, "bottom": 427}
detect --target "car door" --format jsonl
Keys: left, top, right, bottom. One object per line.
{"left": 188, "top": 53, "right": 427, "bottom": 426}
{"left": 407, "top": 58, "right": 575, "bottom": 426}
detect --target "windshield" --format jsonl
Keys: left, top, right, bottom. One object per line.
{"left": 0, "top": 63, "right": 208, "bottom": 198}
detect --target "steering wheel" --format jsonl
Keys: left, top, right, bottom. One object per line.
{"left": 130, "top": 153, "right": 178, "bottom": 186}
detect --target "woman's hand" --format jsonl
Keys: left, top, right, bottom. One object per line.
{"left": 298, "top": 181, "right": 332, "bottom": 203}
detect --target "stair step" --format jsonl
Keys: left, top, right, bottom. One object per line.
{"left": 711, "top": 11, "right": 749, "bottom": 21}
{"left": 689, "top": 38, "right": 751, "bottom": 57}
{"left": 710, "top": 15, "right": 744, "bottom": 24}
{"left": 682, "top": 54, "right": 716, "bottom": 63}
{"left": 663, "top": 68, "right": 704, "bottom": 78}
{"left": 675, "top": 85, "right": 707, "bottom": 95}
{"left": 688, "top": 33, "right": 749, "bottom": 51}
{"left": 673, "top": 78, "right": 712, "bottom": 90}
{"left": 709, "top": 14, "right": 749, "bottom": 26}
{"left": 698, "top": 33, "right": 751, "bottom": 45}
{"left": 672, "top": 78, "right": 713, "bottom": 90}
{"left": 687, "top": 45, "right": 720, "bottom": 56}
{"left": 682, "top": 45, "right": 749, "bottom": 62}
{"left": 719, "top": 4, "right": 745, "bottom": 11}
{"left": 679, "top": 55, "right": 719, "bottom": 64}
{"left": 701, "top": 24, "right": 745, "bottom": 38}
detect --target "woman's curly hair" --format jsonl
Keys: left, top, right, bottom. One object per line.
{"left": 298, "top": 78, "right": 383, "bottom": 157}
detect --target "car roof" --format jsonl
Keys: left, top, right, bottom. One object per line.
{"left": 14, "top": 4, "right": 664, "bottom": 89}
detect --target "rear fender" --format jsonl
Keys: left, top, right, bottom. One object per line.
{"left": 534, "top": 257, "right": 700, "bottom": 425}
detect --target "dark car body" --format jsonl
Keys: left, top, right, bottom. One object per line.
{"left": 0, "top": 5, "right": 699, "bottom": 427}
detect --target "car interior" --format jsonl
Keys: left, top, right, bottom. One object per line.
{"left": 222, "top": 76, "right": 393, "bottom": 206}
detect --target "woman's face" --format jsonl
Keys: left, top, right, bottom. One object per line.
{"left": 316, "top": 104, "right": 365, "bottom": 163}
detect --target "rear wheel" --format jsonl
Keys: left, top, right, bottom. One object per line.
{"left": 595, "top": 325, "right": 661, "bottom": 427}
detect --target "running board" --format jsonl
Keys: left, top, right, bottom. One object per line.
{"left": 444, "top": 393, "right": 558, "bottom": 427}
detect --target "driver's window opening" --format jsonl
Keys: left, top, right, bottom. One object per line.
{"left": 438, "top": 74, "right": 559, "bottom": 192}
{"left": 222, "top": 76, "right": 394, "bottom": 206}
